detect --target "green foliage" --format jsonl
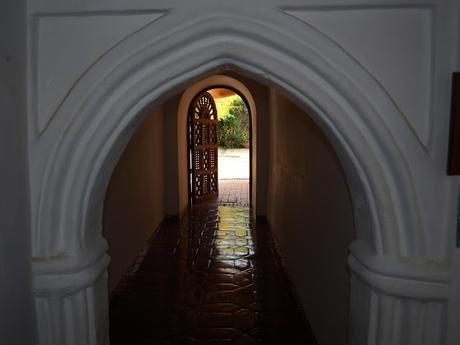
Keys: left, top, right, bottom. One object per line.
{"left": 214, "top": 95, "right": 240, "bottom": 120}
{"left": 217, "top": 96, "right": 250, "bottom": 148}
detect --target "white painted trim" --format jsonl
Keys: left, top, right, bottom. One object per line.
{"left": 33, "top": 253, "right": 110, "bottom": 298}
{"left": 349, "top": 240, "right": 451, "bottom": 301}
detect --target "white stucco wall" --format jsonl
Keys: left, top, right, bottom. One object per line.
{"left": 3, "top": 0, "right": 458, "bottom": 344}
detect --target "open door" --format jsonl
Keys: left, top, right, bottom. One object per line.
{"left": 188, "top": 91, "right": 218, "bottom": 204}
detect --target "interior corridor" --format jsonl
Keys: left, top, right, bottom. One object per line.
{"left": 104, "top": 73, "right": 355, "bottom": 345}
{"left": 109, "top": 201, "right": 317, "bottom": 345}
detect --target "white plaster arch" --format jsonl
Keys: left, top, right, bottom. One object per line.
{"left": 30, "top": 12, "right": 452, "bottom": 345}
{"left": 33, "top": 17, "right": 425, "bottom": 257}
{"left": 176, "top": 75, "right": 257, "bottom": 214}
{"left": 31, "top": 11, "right": 434, "bottom": 287}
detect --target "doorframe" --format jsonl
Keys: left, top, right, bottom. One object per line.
{"left": 186, "top": 85, "right": 254, "bottom": 208}
{"left": 176, "top": 75, "right": 258, "bottom": 216}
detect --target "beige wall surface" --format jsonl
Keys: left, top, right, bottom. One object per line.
{"left": 266, "top": 90, "right": 356, "bottom": 345}
{"left": 103, "top": 106, "right": 166, "bottom": 292}
{"left": 163, "top": 94, "right": 182, "bottom": 215}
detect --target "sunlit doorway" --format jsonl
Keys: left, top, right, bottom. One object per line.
{"left": 211, "top": 88, "right": 250, "bottom": 207}
{"left": 188, "top": 87, "right": 251, "bottom": 207}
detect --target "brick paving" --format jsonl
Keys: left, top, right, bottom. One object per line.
{"left": 218, "top": 179, "right": 249, "bottom": 207}
{"left": 109, "top": 203, "right": 317, "bottom": 345}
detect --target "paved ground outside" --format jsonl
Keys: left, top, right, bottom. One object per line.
{"left": 218, "top": 180, "right": 249, "bottom": 207}
{"left": 218, "top": 148, "right": 249, "bottom": 207}
{"left": 218, "top": 148, "right": 249, "bottom": 179}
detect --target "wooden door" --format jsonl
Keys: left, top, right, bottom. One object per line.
{"left": 188, "top": 91, "right": 218, "bottom": 204}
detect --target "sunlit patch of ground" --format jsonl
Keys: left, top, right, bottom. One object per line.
{"left": 218, "top": 148, "right": 249, "bottom": 206}
{"left": 218, "top": 148, "right": 249, "bottom": 179}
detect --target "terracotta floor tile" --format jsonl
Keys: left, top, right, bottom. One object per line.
{"left": 109, "top": 203, "right": 317, "bottom": 344}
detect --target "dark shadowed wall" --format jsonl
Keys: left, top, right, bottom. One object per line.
{"left": 0, "top": 1, "right": 37, "bottom": 343}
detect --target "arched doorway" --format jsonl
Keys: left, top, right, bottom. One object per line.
{"left": 177, "top": 75, "right": 259, "bottom": 216}
{"left": 187, "top": 87, "right": 253, "bottom": 208}
{"left": 30, "top": 13, "right": 444, "bottom": 345}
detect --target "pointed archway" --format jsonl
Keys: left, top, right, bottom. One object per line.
{"left": 29, "top": 13, "right": 448, "bottom": 345}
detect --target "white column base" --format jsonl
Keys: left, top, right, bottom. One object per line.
{"left": 33, "top": 252, "right": 110, "bottom": 345}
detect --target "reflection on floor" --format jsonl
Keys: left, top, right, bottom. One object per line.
{"left": 109, "top": 203, "right": 317, "bottom": 344}
{"left": 218, "top": 180, "right": 249, "bottom": 207}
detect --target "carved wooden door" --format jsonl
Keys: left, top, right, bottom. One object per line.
{"left": 189, "top": 91, "right": 218, "bottom": 204}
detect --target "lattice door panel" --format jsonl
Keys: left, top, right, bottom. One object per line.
{"left": 189, "top": 91, "right": 218, "bottom": 204}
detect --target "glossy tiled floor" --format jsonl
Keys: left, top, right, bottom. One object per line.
{"left": 109, "top": 203, "right": 317, "bottom": 345}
